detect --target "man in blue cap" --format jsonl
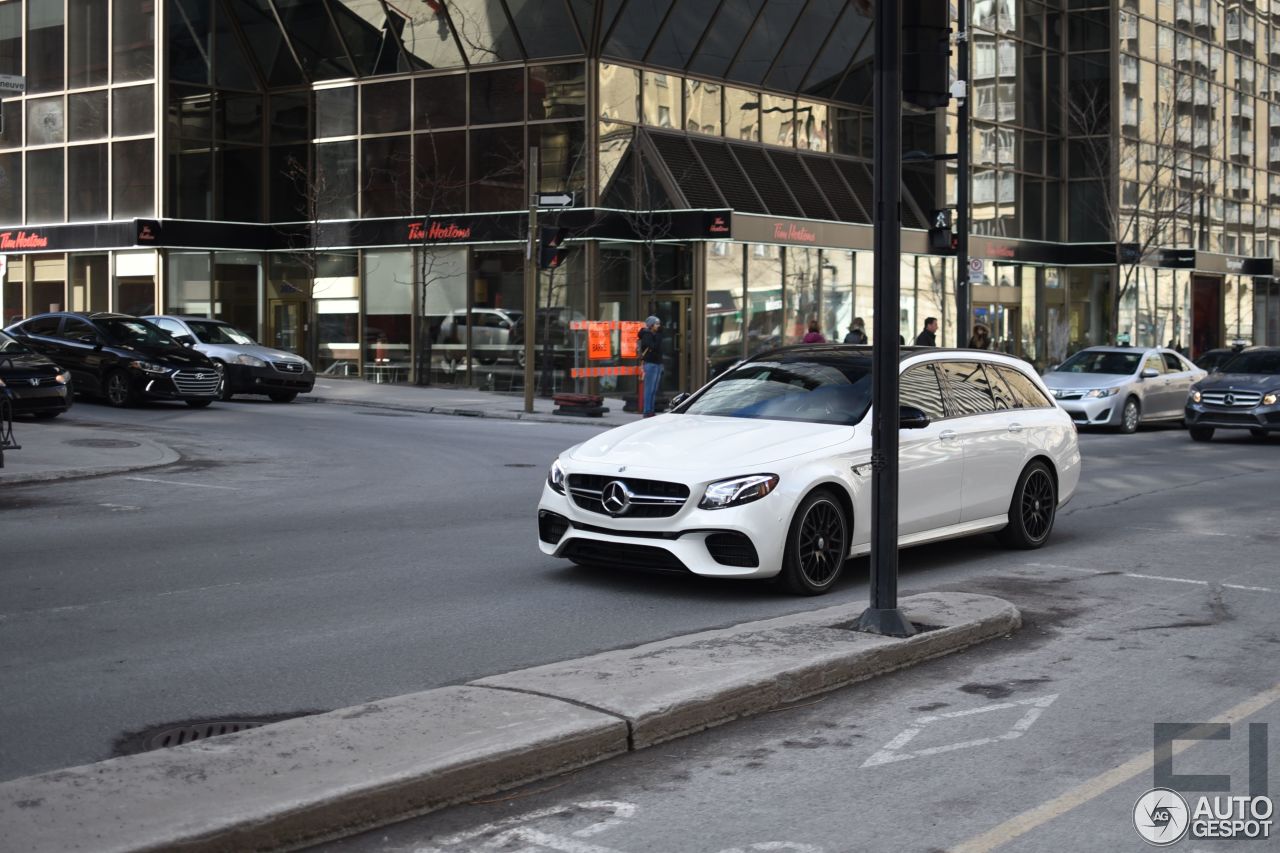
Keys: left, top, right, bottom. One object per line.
{"left": 638, "top": 315, "right": 663, "bottom": 417}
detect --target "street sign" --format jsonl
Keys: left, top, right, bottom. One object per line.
{"left": 0, "top": 75, "right": 25, "bottom": 94}
{"left": 967, "top": 257, "right": 985, "bottom": 284}
{"left": 537, "top": 192, "right": 575, "bottom": 208}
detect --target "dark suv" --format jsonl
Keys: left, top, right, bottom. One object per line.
{"left": 4, "top": 312, "right": 221, "bottom": 408}
{"left": 1185, "top": 346, "right": 1280, "bottom": 441}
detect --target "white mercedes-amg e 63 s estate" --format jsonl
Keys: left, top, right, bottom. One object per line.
{"left": 538, "top": 345, "right": 1080, "bottom": 595}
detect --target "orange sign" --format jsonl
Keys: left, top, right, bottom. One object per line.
{"left": 587, "top": 324, "right": 612, "bottom": 360}
{"left": 620, "top": 321, "right": 644, "bottom": 358}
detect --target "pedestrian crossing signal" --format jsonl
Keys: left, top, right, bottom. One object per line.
{"left": 539, "top": 226, "right": 571, "bottom": 270}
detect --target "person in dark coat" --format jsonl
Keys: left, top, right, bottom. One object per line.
{"left": 914, "top": 316, "right": 939, "bottom": 346}
{"left": 843, "top": 317, "right": 867, "bottom": 344}
{"left": 638, "top": 316, "right": 664, "bottom": 417}
{"left": 967, "top": 323, "right": 991, "bottom": 349}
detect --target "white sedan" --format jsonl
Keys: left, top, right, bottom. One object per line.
{"left": 538, "top": 346, "right": 1081, "bottom": 595}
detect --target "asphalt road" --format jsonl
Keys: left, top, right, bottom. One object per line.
{"left": 2, "top": 397, "right": 1276, "bottom": 814}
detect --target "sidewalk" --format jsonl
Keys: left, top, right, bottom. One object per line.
{"left": 305, "top": 376, "right": 641, "bottom": 428}
{"left": 0, "top": 418, "right": 179, "bottom": 485}
{"left": 0, "top": 592, "right": 1020, "bottom": 853}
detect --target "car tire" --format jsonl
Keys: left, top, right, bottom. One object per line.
{"left": 1189, "top": 426, "right": 1214, "bottom": 442}
{"left": 779, "top": 488, "right": 848, "bottom": 596}
{"left": 103, "top": 369, "right": 138, "bottom": 408}
{"left": 185, "top": 399, "right": 213, "bottom": 408}
{"left": 268, "top": 391, "right": 298, "bottom": 403}
{"left": 997, "top": 461, "right": 1057, "bottom": 550}
{"left": 1118, "top": 397, "right": 1140, "bottom": 434}
{"left": 213, "top": 360, "right": 234, "bottom": 400}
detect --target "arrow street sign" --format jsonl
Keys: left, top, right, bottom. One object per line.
{"left": 0, "top": 75, "right": 25, "bottom": 94}
{"left": 537, "top": 192, "right": 575, "bottom": 208}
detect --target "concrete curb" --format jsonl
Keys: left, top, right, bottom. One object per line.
{"left": 0, "top": 592, "right": 1019, "bottom": 853}
{"left": 0, "top": 437, "right": 181, "bottom": 485}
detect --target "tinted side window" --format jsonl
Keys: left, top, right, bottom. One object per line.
{"left": 152, "top": 318, "right": 184, "bottom": 335}
{"left": 59, "top": 318, "right": 96, "bottom": 341}
{"left": 21, "top": 316, "right": 62, "bottom": 336}
{"left": 984, "top": 363, "right": 1017, "bottom": 410}
{"left": 899, "top": 363, "right": 946, "bottom": 420}
{"left": 1161, "top": 353, "right": 1184, "bottom": 372}
{"left": 937, "top": 360, "right": 997, "bottom": 415}
{"left": 996, "top": 366, "right": 1054, "bottom": 409}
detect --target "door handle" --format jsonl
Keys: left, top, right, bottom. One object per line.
{"left": 939, "top": 429, "right": 958, "bottom": 442}
{"left": 1008, "top": 422, "right": 1023, "bottom": 433}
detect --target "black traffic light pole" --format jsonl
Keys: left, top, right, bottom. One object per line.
{"left": 857, "top": 0, "right": 915, "bottom": 638}
{"left": 955, "top": 0, "right": 972, "bottom": 348}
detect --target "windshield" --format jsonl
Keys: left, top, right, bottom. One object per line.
{"left": 1055, "top": 350, "right": 1142, "bottom": 375}
{"left": 1219, "top": 351, "right": 1280, "bottom": 375}
{"left": 97, "top": 318, "right": 180, "bottom": 349}
{"left": 0, "top": 330, "right": 31, "bottom": 353}
{"left": 187, "top": 320, "right": 255, "bottom": 345}
{"left": 682, "top": 353, "right": 872, "bottom": 425}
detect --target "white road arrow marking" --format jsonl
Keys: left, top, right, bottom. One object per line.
{"left": 862, "top": 694, "right": 1059, "bottom": 768}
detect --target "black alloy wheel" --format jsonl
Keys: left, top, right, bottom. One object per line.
{"left": 104, "top": 369, "right": 137, "bottom": 408}
{"left": 213, "top": 360, "right": 233, "bottom": 400}
{"left": 780, "top": 489, "right": 848, "bottom": 595}
{"left": 998, "top": 462, "right": 1057, "bottom": 549}
{"left": 1189, "top": 425, "right": 1214, "bottom": 442}
{"left": 1119, "top": 397, "right": 1140, "bottom": 434}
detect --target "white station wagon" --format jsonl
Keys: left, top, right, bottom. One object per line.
{"left": 538, "top": 346, "right": 1081, "bottom": 595}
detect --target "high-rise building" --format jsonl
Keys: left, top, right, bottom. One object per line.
{"left": 0, "top": 1, "right": 1275, "bottom": 398}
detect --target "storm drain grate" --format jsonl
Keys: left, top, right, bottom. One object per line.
{"left": 146, "top": 720, "right": 266, "bottom": 750}
{"left": 64, "top": 439, "right": 142, "bottom": 448}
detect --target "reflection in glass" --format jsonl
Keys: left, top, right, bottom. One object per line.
{"left": 784, "top": 247, "right": 821, "bottom": 345}
{"left": 0, "top": 152, "right": 20, "bottom": 222}
{"left": 113, "top": 85, "right": 154, "bottom": 137}
{"left": 330, "top": 0, "right": 409, "bottom": 76}
{"left": 706, "top": 243, "right": 745, "bottom": 379}
{"left": 529, "top": 64, "right": 586, "bottom": 121}
{"left": 316, "top": 87, "right": 358, "bottom": 138}
{"left": 531, "top": 122, "right": 587, "bottom": 196}
{"left": 27, "top": 148, "right": 63, "bottom": 222}
{"left": 688, "top": 0, "right": 765, "bottom": 80}
{"left": 506, "top": 0, "right": 582, "bottom": 59}
{"left": 27, "top": 3, "right": 64, "bottom": 93}
{"left": 363, "top": 80, "right": 412, "bottom": 134}
{"left": 315, "top": 141, "right": 358, "bottom": 219}
{"left": 728, "top": 0, "right": 807, "bottom": 86}
{"left": 599, "top": 63, "right": 640, "bottom": 123}
{"left": 415, "top": 74, "right": 467, "bottom": 129}
{"left": 471, "top": 68, "right": 525, "bottom": 124}
{"left": 364, "top": 250, "right": 413, "bottom": 382}
{"left": 26, "top": 98, "right": 64, "bottom": 146}
{"left": 114, "top": 0, "right": 157, "bottom": 81}
{"left": 447, "top": 0, "right": 523, "bottom": 64}
{"left": 760, "top": 94, "right": 795, "bottom": 148}
{"left": 684, "top": 79, "right": 721, "bottom": 136}
{"left": 643, "top": 71, "right": 680, "bottom": 129}
{"left": 113, "top": 140, "right": 154, "bottom": 217}
{"left": 470, "top": 126, "right": 525, "bottom": 211}
{"left": 362, "top": 135, "right": 411, "bottom": 217}
{"left": 746, "top": 244, "right": 783, "bottom": 356}
{"left": 394, "top": 0, "right": 466, "bottom": 70}
{"left": 598, "top": 120, "right": 633, "bottom": 193}
{"left": 69, "top": 0, "right": 109, "bottom": 88}
{"left": 68, "top": 144, "right": 108, "bottom": 221}
{"left": 725, "top": 88, "right": 760, "bottom": 142}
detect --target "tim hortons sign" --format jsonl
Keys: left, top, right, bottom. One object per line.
{"left": 408, "top": 221, "right": 473, "bottom": 241}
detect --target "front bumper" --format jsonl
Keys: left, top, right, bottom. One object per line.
{"left": 536, "top": 480, "right": 790, "bottom": 580}
{"left": 221, "top": 362, "right": 316, "bottom": 395}
{"left": 1185, "top": 402, "right": 1280, "bottom": 431}
{"left": 1052, "top": 393, "right": 1120, "bottom": 426}
{"left": 137, "top": 369, "right": 221, "bottom": 401}
{"left": 6, "top": 381, "right": 72, "bottom": 413}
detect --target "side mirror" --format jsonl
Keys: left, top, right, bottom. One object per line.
{"left": 1141, "top": 368, "right": 1159, "bottom": 379}
{"left": 899, "top": 405, "right": 931, "bottom": 429}
{"left": 173, "top": 334, "right": 195, "bottom": 347}
{"left": 669, "top": 391, "right": 690, "bottom": 410}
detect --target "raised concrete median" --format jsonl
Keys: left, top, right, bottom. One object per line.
{"left": 0, "top": 592, "right": 1019, "bottom": 853}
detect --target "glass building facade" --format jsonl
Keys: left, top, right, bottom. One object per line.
{"left": 0, "top": 0, "right": 1276, "bottom": 398}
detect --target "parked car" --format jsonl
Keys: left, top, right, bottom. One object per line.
{"left": 4, "top": 312, "right": 220, "bottom": 408}
{"left": 0, "top": 328, "right": 73, "bottom": 418}
{"left": 1194, "top": 343, "right": 1254, "bottom": 373}
{"left": 145, "top": 315, "right": 315, "bottom": 403}
{"left": 436, "top": 308, "right": 523, "bottom": 366}
{"left": 538, "top": 345, "right": 1080, "bottom": 595}
{"left": 1185, "top": 346, "right": 1280, "bottom": 441}
{"left": 1042, "top": 346, "right": 1205, "bottom": 433}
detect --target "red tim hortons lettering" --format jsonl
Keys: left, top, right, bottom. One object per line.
{"left": 0, "top": 231, "right": 50, "bottom": 250}
{"left": 772, "top": 222, "right": 817, "bottom": 243}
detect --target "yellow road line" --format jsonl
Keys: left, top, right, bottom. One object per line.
{"left": 950, "top": 682, "right": 1280, "bottom": 853}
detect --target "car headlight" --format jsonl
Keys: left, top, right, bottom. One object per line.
{"left": 1083, "top": 387, "right": 1119, "bottom": 398}
{"left": 130, "top": 360, "right": 171, "bottom": 375}
{"left": 699, "top": 474, "right": 779, "bottom": 510}
{"left": 1191, "top": 390, "right": 1202, "bottom": 403}
{"left": 1265, "top": 392, "right": 1278, "bottom": 406}
{"left": 547, "top": 458, "right": 566, "bottom": 494}
{"left": 234, "top": 354, "right": 267, "bottom": 367}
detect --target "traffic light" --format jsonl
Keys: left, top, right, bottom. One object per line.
{"left": 902, "top": 0, "right": 953, "bottom": 109}
{"left": 929, "top": 209, "right": 955, "bottom": 253}
{"left": 538, "top": 225, "right": 571, "bottom": 270}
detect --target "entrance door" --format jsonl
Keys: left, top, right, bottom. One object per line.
{"left": 269, "top": 300, "right": 307, "bottom": 355}
{"left": 649, "top": 295, "right": 692, "bottom": 398}
{"left": 1191, "top": 276, "right": 1222, "bottom": 358}
{"left": 972, "top": 304, "right": 1021, "bottom": 355}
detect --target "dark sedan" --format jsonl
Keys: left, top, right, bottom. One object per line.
{"left": 0, "top": 329, "right": 73, "bottom": 418}
{"left": 1185, "top": 347, "right": 1280, "bottom": 441}
{"left": 4, "top": 312, "right": 221, "bottom": 408}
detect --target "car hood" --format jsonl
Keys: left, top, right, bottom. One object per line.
{"left": 0, "top": 349, "right": 62, "bottom": 376}
{"left": 1043, "top": 372, "right": 1133, "bottom": 389}
{"left": 1193, "top": 373, "right": 1280, "bottom": 391}
{"left": 116, "top": 344, "right": 215, "bottom": 367}
{"left": 565, "top": 414, "right": 857, "bottom": 472}
{"left": 196, "top": 343, "right": 308, "bottom": 364}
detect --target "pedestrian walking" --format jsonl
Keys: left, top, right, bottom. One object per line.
{"left": 843, "top": 317, "right": 867, "bottom": 344}
{"left": 638, "top": 315, "right": 664, "bottom": 417}
{"left": 967, "top": 323, "right": 991, "bottom": 350}
{"left": 802, "top": 320, "right": 826, "bottom": 343}
{"left": 914, "top": 316, "right": 938, "bottom": 346}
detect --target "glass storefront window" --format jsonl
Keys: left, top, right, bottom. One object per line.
{"left": 421, "top": 247, "right": 468, "bottom": 384}
{"left": 303, "top": 252, "right": 359, "bottom": 373}
{"left": 470, "top": 68, "right": 525, "bottom": 125}
{"left": 112, "top": 139, "right": 154, "bottom": 217}
{"left": 363, "top": 250, "right": 413, "bottom": 382}
{"left": 745, "top": 243, "right": 783, "bottom": 355}
{"left": 114, "top": 0, "right": 156, "bottom": 82}
{"left": 68, "top": 0, "right": 108, "bottom": 88}
{"left": 684, "top": 79, "right": 721, "bottom": 136}
{"left": 784, "top": 247, "right": 821, "bottom": 344}
{"left": 113, "top": 85, "right": 154, "bottom": 137}
{"left": 362, "top": 135, "right": 411, "bottom": 218}
{"left": 362, "top": 80, "right": 411, "bottom": 135}
{"left": 27, "top": 3, "right": 64, "bottom": 94}
{"left": 315, "top": 87, "right": 357, "bottom": 139}
{"left": 167, "top": 252, "right": 213, "bottom": 316}
{"left": 599, "top": 64, "right": 640, "bottom": 124}
{"left": 705, "top": 242, "right": 744, "bottom": 380}
{"left": 26, "top": 148, "right": 63, "bottom": 223}
{"left": 531, "top": 122, "right": 586, "bottom": 197}
{"left": 415, "top": 74, "right": 467, "bottom": 130}
{"left": 0, "top": 3, "right": 18, "bottom": 79}
{"left": 70, "top": 254, "right": 109, "bottom": 312}
{"left": 115, "top": 250, "right": 157, "bottom": 316}
{"left": 470, "top": 126, "right": 524, "bottom": 211}
{"left": 528, "top": 64, "right": 585, "bottom": 121}
{"left": 68, "top": 144, "right": 108, "bottom": 221}
{"left": 69, "top": 91, "right": 108, "bottom": 141}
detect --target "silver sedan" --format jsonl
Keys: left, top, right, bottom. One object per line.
{"left": 1042, "top": 346, "right": 1206, "bottom": 433}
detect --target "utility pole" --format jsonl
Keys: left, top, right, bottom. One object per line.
{"left": 955, "top": 0, "right": 972, "bottom": 348}
{"left": 857, "top": 0, "right": 915, "bottom": 638}
{"left": 523, "top": 147, "right": 538, "bottom": 413}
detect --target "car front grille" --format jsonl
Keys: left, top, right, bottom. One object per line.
{"left": 566, "top": 474, "right": 689, "bottom": 518}
{"left": 705, "top": 532, "right": 759, "bottom": 568}
{"left": 1052, "top": 390, "right": 1084, "bottom": 400}
{"left": 1200, "top": 412, "right": 1260, "bottom": 425}
{"left": 1201, "top": 390, "right": 1262, "bottom": 407}
{"left": 15, "top": 376, "right": 58, "bottom": 388}
{"left": 271, "top": 360, "right": 306, "bottom": 374}
{"left": 561, "top": 540, "right": 689, "bottom": 572}
{"left": 538, "top": 511, "right": 570, "bottom": 544}
{"left": 172, "top": 369, "right": 221, "bottom": 395}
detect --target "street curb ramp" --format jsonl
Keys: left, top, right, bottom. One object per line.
{"left": 0, "top": 592, "right": 1019, "bottom": 853}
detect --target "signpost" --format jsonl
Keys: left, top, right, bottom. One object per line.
{"left": 967, "top": 256, "right": 985, "bottom": 284}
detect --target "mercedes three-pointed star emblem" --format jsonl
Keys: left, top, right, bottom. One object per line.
{"left": 601, "top": 480, "right": 633, "bottom": 516}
